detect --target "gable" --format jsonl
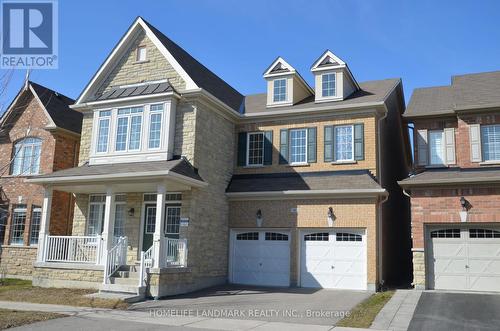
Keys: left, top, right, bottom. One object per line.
{"left": 96, "top": 29, "right": 186, "bottom": 97}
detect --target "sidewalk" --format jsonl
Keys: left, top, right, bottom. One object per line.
{"left": 370, "top": 290, "right": 422, "bottom": 331}
{"left": 0, "top": 301, "right": 383, "bottom": 331}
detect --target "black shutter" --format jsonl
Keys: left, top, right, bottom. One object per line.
{"left": 279, "top": 129, "right": 289, "bottom": 164}
{"left": 237, "top": 132, "right": 247, "bottom": 166}
{"left": 264, "top": 131, "right": 273, "bottom": 165}
{"left": 324, "top": 126, "right": 334, "bottom": 162}
{"left": 307, "top": 127, "right": 317, "bottom": 163}
{"left": 354, "top": 123, "right": 364, "bottom": 161}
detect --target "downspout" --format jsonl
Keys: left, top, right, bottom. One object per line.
{"left": 376, "top": 107, "right": 388, "bottom": 289}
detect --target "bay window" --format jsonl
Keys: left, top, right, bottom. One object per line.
{"left": 148, "top": 104, "right": 163, "bottom": 149}
{"left": 115, "top": 107, "right": 143, "bottom": 151}
{"left": 481, "top": 125, "right": 500, "bottom": 162}
{"left": 96, "top": 110, "right": 111, "bottom": 153}
{"left": 290, "top": 129, "right": 307, "bottom": 164}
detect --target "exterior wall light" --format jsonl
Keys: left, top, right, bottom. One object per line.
{"left": 256, "top": 209, "right": 263, "bottom": 227}
{"left": 327, "top": 207, "right": 335, "bottom": 227}
{"left": 459, "top": 196, "right": 469, "bottom": 222}
{"left": 128, "top": 208, "right": 135, "bottom": 217}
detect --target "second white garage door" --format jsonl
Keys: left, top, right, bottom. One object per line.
{"left": 230, "top": 230, "right": 290, "bottom": 287}
{"left": 427, "top": 227, "right": 500, "bottom": 292}
{"left": 300, "top": 230, "right": 367, "bottom": 290}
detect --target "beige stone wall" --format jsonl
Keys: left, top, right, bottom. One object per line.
{"left": 173, "top": 102, "right": 196, "bottom": 162}
{"left": 32, "top": 266, "right": 103, "bottom": 289}
{"left": 412, "top": 251, "right": 425, "bottom": 289}
{"left": 149, "top": 268, "right": 224, "bottom": 298}
{"left": 235, "top": 114, "right": 377, "bottom": 176}
{"left": 0, "top": 246, "right": 37, "bottom": 278}
{"left": 229, "top": 198, "right": 378, "bottom": 285}
{"left": 96, "top": 30, "right": 185, "bottom": 96}
{"left": 72, "top": 194, "right": 89, "bottom": 236}
{"left": 77, "top": 112, "right": 93, "bottom": 165}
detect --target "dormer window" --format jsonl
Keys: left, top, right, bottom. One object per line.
{"left": 273, "top": 79, "right": 287, "bottom": 102}
{"left": 321, "top": 73, "right": 336, "bottom": 97}
{"left": 136, "top": 46, "right": 147, "bottom": 62}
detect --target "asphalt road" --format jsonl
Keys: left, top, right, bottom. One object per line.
{"left": 408, "top": 292, "right": 500, "bottom": 331}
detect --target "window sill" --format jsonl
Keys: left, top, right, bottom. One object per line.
{"left": 287, "top": 163, "right": 310, "bottom": 167}
{"left": 331, "top": 160, "right": 357, "bottom": 165}
{"left": 480, "top": 161, "right": 500, "bottom": 166}
{"left": 132, "top": 60, "right": 150, "bottom": 65}
{"left": 243, "top": 165, "right": 265, "bottom": 169}
{"left": 425, "top": 164, "right": 448, "bottom": 169}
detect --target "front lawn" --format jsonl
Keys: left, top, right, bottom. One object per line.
{"left": 0, "top": 278, "right": 128, "bottom": 310}
{"left": 337, "top": 290, "right": 394, "bottom": 328}
{"left": 0, "top": 308, "right": 64, "bottom": 329}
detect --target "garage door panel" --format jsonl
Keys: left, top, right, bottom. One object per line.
{"left": 334, "top": 261, "right": 365, "bottom": 274}
{"left": 468, "top": 259, "right": 500, "bottom": 274}
{"left": 434, "top": 257, "right": 468, "bottom": 274}
{"left": 333, "top": 275, "right": 366, "bottom": 290}
{"left": 469, "top": 275, "right": 500, "bottom": 292}
{"left": 432, "top": 242, "right": 467, "bottom": 258}
{"left": 434, "top": 275, "right": 468, "bottom": 291}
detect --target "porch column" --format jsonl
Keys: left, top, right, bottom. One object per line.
{"left": 153, "top": 184, "right": 166, "bottom": 269}
{"left": 37, "top": 186, "right": 53, "bottom": 262}
{"left": 101, "top": 186, "right": 116, "bottom": 265}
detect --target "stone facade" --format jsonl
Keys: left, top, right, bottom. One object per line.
{"left": 412, "top": 250, "right": 425, "bottom": 289}
{"left": 0, "top": 89, "right": 79, "bottom": 278}
{"left": 32, "top": 265, "right": 103, "bottom": 289}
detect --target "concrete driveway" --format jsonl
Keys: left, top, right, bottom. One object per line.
{"left": 408, "top": 292, "right": 500, "bottom": 331}
{"left": 131, "top": 285, "right": 371, "bottom": 326}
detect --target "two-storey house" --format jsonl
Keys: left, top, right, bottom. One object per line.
{"left": 27, "top": 17, "right": 411, "bottom": 298}
{"left": 400, "top": 71, "right": 500, "bottom": 292}
{"left": 0, "top": 81, "right": 82, "bottom": 279}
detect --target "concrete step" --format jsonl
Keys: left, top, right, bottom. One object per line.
{"left": 118, "top": 264, "right": 139, "bottom": 273}
{"left": 100, "top": 283, "right": 145, "bottom": 296}
{"left": 116, "top": 270, "right": 140, "bottom": 278}
{"left": 110, "top": 276, "right": 140, "bottom": 286}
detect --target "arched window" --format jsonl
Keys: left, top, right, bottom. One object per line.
{"left": 10, "top": 137, "right": 42, "bottom": 175}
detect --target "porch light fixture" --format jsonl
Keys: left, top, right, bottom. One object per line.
{"left": 128, "top": 208, "right": 135, "bottom": 217}
{"left": 327, "top": 207, "right": 335, "bottom": 227}
{"left": 256, "top": 209, "right": 263, "bottom": 227}
{"left": 459, "top": 196, "right": 469, "bottom": 223}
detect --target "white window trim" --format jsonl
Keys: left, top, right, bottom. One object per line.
{"left": 289, "top": 128, "right": 308, "bottom": 165}
{"left": 29, "top": 206, "right": 42, "bottom": 246}
{"left": 428, "top": 129, "right": 446, "bottom": 166}
{"left": 147, "top": 104, "right": 164, "bottom": 150}
{"left": 480, "top": 124, "right": 500, "bottom": 163}
{"left": 273, "top": 78, "right": 287, "bottom": 103}
{"left": 11, "top": 137, "right": 42, "bottom": 175}
{"left": 113, "top": 198, "right": 126, "bottom": 238}
{"left": 95, "top": 111, "right": 111, "bottom": 154}
{"left": 165, "top": 205, "right": 181, "bottom": 238}
{"left": 334, "top": 125, "right": 355, "bottom": 162}
{"left": 10, "top": 206, "right": 27, "bottom": 246}
{"left": 86, "top": 195, "right": 106, "bottom": 236}
{"left": 136, "top": 46, "right": 147, "bottom": 62}
{"left": 321, "top": 73, "right": 336, "bottom": 98}
{"left": 115, "top": 106, "right": 144, "bottom": 153}
{"left": 246, "top": 132, "right": 265, "bottom": 167}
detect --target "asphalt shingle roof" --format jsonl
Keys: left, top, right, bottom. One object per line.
{"left": 226, "top": 170, "right": 382, "bottom": 192}
{"left": 399, "top": 167, "right": 500, "bottom": 186}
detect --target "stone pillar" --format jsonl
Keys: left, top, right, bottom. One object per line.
{"left": 153, "top": 184, "right": 166, "bottom": 269}
{"left": 37, "top": 186, "right": 53, "bottom": 262}
{"left": 412, "top": 249, "right": 426, "bottom": 290}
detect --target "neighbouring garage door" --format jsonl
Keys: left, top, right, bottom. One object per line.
{"left": 230, "top": 230, "right": 290, "bottom": 287}
{"left": 427, "top": 227, "right": 500, "bottom": 292}
{"left": 300, "top": 230, "right": 367, "bottom": 290}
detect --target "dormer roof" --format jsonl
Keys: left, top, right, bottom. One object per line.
{"left": 310, "top": 50, "right": 360, "bottom": 91}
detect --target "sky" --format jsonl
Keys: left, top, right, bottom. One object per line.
{"left": 1, "top": 0, "right": 500, "bottom": 113}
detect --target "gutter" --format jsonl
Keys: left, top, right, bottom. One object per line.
{"left": 376, "top": 104, "right": 388, "bottom": 289}
{"left": 398, "top": 176, "right": 500, "bottom": 187}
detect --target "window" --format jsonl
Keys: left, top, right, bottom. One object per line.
{"left": 145, "top": 206, "right": 156, "bottom": 234}
{"left": 148, "top": 104, "right": 163, "bottom": 149}
{"left": 273, "top": 79, "right": 287, "bottom": 102}
{"left": 87, "top": 195, "right": 105, "bottom": 236}
{"left": 290, "top": 129, "right": 307, "bottom": 164}
{"left": 115, "top": 107, "right": 143, "bottom": 151}
{"left": 144, "top": 193, "right": 182, "bottom": 202}
{"left": 430, "top": 229, "right": 460, "bottom": 238}
{"left": 11, "top": 137, "right": 42, "bottom": 175}
{"left": 334, "top": 125, "right": 353, "bottom": 161}
{"left": 96, "top": 111, "right": 111, "bottom": 153}
{"left": 136, "top": 46, "right": 147, "bottom": 62}
{"left": 469, "top": 229, "right": 500, "bottom": 238}
{"left": 336, "top": 233, "right": 362, "bottom": 242}
{"left": 429, "top": 130, "right": 445, "bottom": 165}
{"left": 481, "top": 125, "right": 500, "bottom": 161}
{"left": 247, "top": 132, "right": 264, "bottom": 166}
{"left": 236, "top": 232, "right": 259, "bottom": 240}
{"left": 322, "top": 73, "right": 336, "bottom": 97}
{"left": 10, "top": 205, "right": 26, "bottom": 245}
{"left": 30, "top": 206, "right": 42, "bottom": 245}
{"left": 0, "top": 205, "right": 7, "bottom": 245}
{"left": 304, "top": 233, "right": 329, "bottom": 241}
{"left": 114, "top": 196, "right": 126, "bottom": 237}
{"left": 265, "top": 232, "right": 288, "bottom": 241}
{"left": 165, "top": 206, "right": 181, "bottom": 238}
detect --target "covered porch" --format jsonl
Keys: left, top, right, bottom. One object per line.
{"left": 26, "top": 158, "right": 206, "bottom": 289}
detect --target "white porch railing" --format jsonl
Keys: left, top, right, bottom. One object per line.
{"left": 104, "top": 236, "right": 128, "bottom": 283}
{"left": 44, "top": 235, "right": 101, "bottom": 264}
{"left": 164, "top": 238, "right": 188, "bottom": 267}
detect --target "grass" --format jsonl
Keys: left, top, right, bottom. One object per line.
{"left": 0, "top": 278, "right": 129, "bottom": 310}
{"left": 337, "top": 290, "right": 395, "bottom": 329}
{"left": 0, "top": 308, "right": 64, "bottom": 329}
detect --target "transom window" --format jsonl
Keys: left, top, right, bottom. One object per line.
{"left": 148, "top": 104, "right": 163, "bottom": 149}
{"left": 469, "top": 229, "right": 500, "bottom": 238}
{"left": 334, "top": 125, "right": 354, "bottom": 161}
{"left": 236, "top": 232, "right": 259, "bottom": 240}
{"left": 30, "top": 206, "right": 42, "bottom": 245}
{"left": 247, "top": 132, "right": 264, "bottom": 166}
{"left": 304, "top": 233, "right": 329, "bottom": 241}
{"left": 322, "top": 73, "right": 336, "bottom": 97}
{"left": 10, "top": 205, "right": 27, "bottom": 245}
{"left": 165, "top": 206, "right": 181, "bottom": 238}
{"left": 265, "top": 232, "right": 288, "bottom": 241}
{"left": 136, "top": 46, "right": 147, "bottom": 62}
{"left": 429, "top": 130, "right": 445, "bottom": 165}
{"left": 336, "top": 233, "right": 362, "bottom": 242}
{"left": 115, "top": 106, "right": 143, "bottom": 151}
{"left": 290, "top": 129, "right": 307, "bottom": 164}
{"left": 430, "top": 229, "right": 460, "bottom": 238}
{"left": 11, "top": 137, "right": 42, "bottom": 175}
{"left": 273, "top": 79, "right": 287, "bottom": 102}
{"left": 481, "top": 125, "right": 500, "bottom": 161}
{"left": 96, "top": 111, "right": 111, "bottom": 153}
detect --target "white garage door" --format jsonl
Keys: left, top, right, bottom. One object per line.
{"left": 230, "top": 230, "right": 290, "bottom": 287}
{"left": 300, "top": 230, "right": 367, "bottom": 290}
{"left": 427, "top": 227, "right": 500, "bottom": 292}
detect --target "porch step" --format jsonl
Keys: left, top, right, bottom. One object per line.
{"left": 116, "top": 270, "right": 140, "bottom": 278}
{"left": 110, "top": 276, "right": 140, "bottom": 286}
{"left": 99, "top": 283, "right": 146, "bottom": 296}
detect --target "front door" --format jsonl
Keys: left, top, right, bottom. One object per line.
{"left": 142, "top": 204, "right": 156, "bottom": 251}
